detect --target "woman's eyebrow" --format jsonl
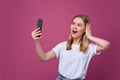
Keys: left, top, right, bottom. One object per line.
{"left": 77, "top": 23, "right": 84, "bottom": 25}
{"left": 72, "top": 21, "right": 84, "bottom": 25}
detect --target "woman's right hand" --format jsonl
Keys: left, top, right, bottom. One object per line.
{"left": 31, "top": 28, "right": 42, "bottom": 40}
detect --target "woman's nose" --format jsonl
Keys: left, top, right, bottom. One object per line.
{"left": 73, "top": 24, "right": 77, "bottom": 28}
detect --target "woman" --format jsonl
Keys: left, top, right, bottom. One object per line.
{"left": 31, "top": 14, "right": 110, "bottom": 80}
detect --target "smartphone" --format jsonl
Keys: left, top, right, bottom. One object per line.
{"left": 37, "top": 19, "right": 43, "bottom": 30}
{"left": 37, "top": 19, "right": 43, "bottom": 37}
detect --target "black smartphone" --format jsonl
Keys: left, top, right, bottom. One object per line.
{"left": 36, "top": 19, "right": 43, "bottom": 37}
{"left": 37, "top": 19, "right": 43, "bottom": 30}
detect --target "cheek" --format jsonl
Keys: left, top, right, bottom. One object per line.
{"left": 77, "top": 28, "right": 86, "bottom": 36}
{"left": 70, "top": 25, "right": 73, "bottom": 30}
{"left": 70, "top": 24, "right": 73, "bottom": 28}
{"left": 78, "top": 27, "right": 86, "bottom": 33}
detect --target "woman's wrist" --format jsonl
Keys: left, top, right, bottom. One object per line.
{"left": 34, "top": 39, "right": 40, "bottom": 43}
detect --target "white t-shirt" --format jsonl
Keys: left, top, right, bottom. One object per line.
{"left": 53, "top": 41, "right": 100, "bottom": 79}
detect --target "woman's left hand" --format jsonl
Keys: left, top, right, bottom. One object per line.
{"left": 85, "top": 23, "right": 92, "bottom": 39}
{"left": 85, "top": 23, "right": 110, "bottom": 52}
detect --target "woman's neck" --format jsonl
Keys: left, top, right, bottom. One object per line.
{"left": 73, "top": 37, "right": 81, "bottom": 45}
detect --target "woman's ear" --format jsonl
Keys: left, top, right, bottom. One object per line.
{"left": 83, "top": 32, "right": 86, "bottom": 34}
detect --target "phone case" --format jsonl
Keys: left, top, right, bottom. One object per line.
{"left": 37, "top": 19, "right": 43, "bottom": 30}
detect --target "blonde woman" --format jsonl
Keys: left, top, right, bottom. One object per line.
{"left": 31, "top": 14, "right": 110, "bottom": 80}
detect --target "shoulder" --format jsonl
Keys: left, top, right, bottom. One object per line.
{"left": 57, "top": 41, "right": 67, "bottom": 46}
{"left": 87, "top": 43, "right": 97, "bottom": 52}
{"left": 88, "top": 43, "right": 97, "bottom": 48}
{"left": 87, "top": 43, "right": 100, "bottom": 55}
{"left": 52, "top": 41, "right": 67, "bottom": 57}
{"left": 53, "top": 41, "right": 67, "bottom": 49}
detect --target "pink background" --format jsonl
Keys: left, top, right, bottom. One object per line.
{"left": 0, "top": 0, "right": 120, "bottom": 80}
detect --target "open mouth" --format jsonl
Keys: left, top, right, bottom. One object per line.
{"left": 72, "top": 30, "right": 78, "bottom": 33}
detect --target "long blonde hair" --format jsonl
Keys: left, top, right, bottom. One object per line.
{"left": 66, "top": 14, "right": 90, "bottom": 52}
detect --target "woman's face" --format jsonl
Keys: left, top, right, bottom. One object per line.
{"left": 71, "top": 17, "right": 86, "bottom": 39}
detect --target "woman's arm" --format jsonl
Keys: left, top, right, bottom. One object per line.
{"left": 31, "top": 28, "right": 56, "bottom": 62}
{"left": 86, "top": 24, "right": 110, "bottom": 53}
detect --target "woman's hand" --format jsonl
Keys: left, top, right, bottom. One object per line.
{"left": 31, "top": 28, "right": 42, "bottom": 40}
{"left": 85, "top": 23, "right": 92, "bottom": 39}
{"left": 31, "top": 28, "right": 56, "bottom": 62}
{"left": 85, "top": 23, "right": 110, "bottom": 52}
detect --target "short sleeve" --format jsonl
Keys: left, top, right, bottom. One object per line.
{"left": 52, "top": 42, "right": 65, "bottom": 58}
{"left": 88, "top": 43, "right": 101, "bottom": 56}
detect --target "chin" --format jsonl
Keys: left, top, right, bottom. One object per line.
{"left": 71, "top": 35, "right": 79, "bottom": 39}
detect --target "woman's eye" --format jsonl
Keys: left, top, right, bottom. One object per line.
{"left": 71, "top": 22, "right": 75, "bottom": 25}
{"left": 78, "top": 24, "right": 81, "bottom": 27}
